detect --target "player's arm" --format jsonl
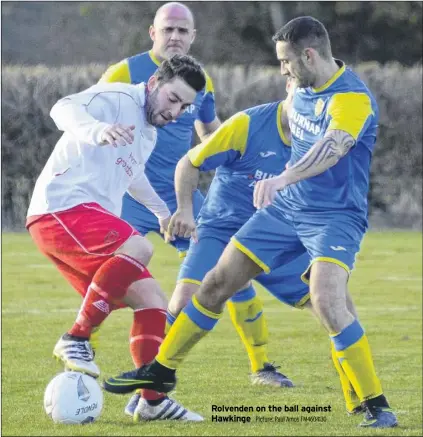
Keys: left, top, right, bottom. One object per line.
{"left": 254, "top": 92, "right": 374, "bottom": 208}
{"left": 168, "top": 112, "right": 250, "bottom": 240}
{"left": 194, "top": 117, "right": 221, "bottom": 142}
{"left": 98, "top": 60, "right": 131, "bottom": 84}
{"left": 128, "top": 171, "right": 172, "bottom": 235}
{"left": 281, "top": 129, "right": 355, "bottom": 182}
{"left": 50, "top": 86, "right": 135, "bottom": 147}
{"left": 194, "top": 71, "right": 221, "bottom": 141}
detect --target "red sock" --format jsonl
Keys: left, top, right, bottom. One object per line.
{"left": 68, "top": 254, "right": 151, "bottom": 338}
{"left": 130, "top": 308, "right": 166, "bottom": 401}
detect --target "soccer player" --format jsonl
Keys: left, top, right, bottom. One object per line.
{"left": 164, "top": 79, "right": 365, "bottom": 421}
{"left": 164, "top": 79, "right": 303, "bottom": 394}
{"left": 99, "top": 1, "right": 220, "bottom": 255}
{"left": 104, "top": 17, "right": 398, "bottom": 428}
{"left": 27, "top": 55, "right": 206, "bottom": 421}
{"left": 100, "top": 1, "right": 290, "bottom": 416}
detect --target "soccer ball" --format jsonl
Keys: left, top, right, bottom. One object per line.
{"left": 44, "top": 371, "right": 103, "bottom": 424}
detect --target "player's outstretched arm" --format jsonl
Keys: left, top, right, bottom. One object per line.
{"left": 253, "top": 129, "right": 355, "bottom": 209}
{"left": 168, "top": 155, "right": 200, "bottom": 242}
{"left": 170, "top": 112, "right": 248, "bottom": 241}
{"left": 194, "top": 71, "right": 221, "bottom": 142}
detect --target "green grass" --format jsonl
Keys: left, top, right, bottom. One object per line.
{"left": 1, "top": 231, "right": 422, "bottom": 436}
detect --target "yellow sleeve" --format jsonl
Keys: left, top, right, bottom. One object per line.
{"left": 98, "top": 60, "right": 131, "bottom": 84}
{"left": 327, "top": 92, "right": 374, "bottom": 140}
{"left": 188, "top": 112, "right": 250, "bottom": 168}
{"left": 203, "top": 69, "right": 215, "bottom": 95}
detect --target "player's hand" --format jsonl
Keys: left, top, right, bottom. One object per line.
{"left": 159, "top": 216, "right": 174, "bottom": 242}
{"left": 100, "top": 124, "right": 135, "bottom": 147}
{"left": 253, "top": 175, "right": 287, "bottom": 209}
{"left": 166, "top": 209, "right": 198, "bottom": 243}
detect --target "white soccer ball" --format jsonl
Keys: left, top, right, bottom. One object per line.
{"left": 44, "top": 371, "right": 103, "bottom": 424}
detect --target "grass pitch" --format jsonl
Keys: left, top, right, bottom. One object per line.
{"left": 1, "top": 231, "right": 422, "bottom": 436}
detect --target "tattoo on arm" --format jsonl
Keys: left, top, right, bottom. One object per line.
{"left": 288, "top": 130, "right": 355, "bottom": 181}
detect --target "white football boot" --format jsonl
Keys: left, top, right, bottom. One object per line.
{"left": 53, "top": 333, "right": 100, "bottom": 378}
{"left": 133, "top": 396, "right": 204, "bottom": 422}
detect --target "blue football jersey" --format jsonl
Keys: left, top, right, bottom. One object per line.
{"left": 188, "top": 101, "right": 291, "bottom": 229}
{"left": 279, "top": 61, "right": 379, "bottom": 224}
{"left": 100, "top": 50, "right": 217, "bottom": 199}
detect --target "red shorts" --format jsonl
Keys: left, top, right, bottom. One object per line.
{"left": 27, "top": 203, "right": 140, "bottom": 298}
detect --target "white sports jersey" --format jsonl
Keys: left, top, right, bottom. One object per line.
{"left": 27, "top": 82, "right": 170, "bottom": 219}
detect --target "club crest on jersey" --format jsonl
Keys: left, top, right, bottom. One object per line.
{"left": 315, "top": 98, "right": 325, "bottom": 116}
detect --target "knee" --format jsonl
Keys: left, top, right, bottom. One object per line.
{"left": 116, "top": 235, "right": 154, "bottom": 265}
{"left": 125, "top": 278, "right": 168, "bottom": 310}
{"left": 202, "top": 265, "right": 235, "bottom": 304}
{"left": 310, "top": 287, "right": 353, "bottom": 333}
{"left": 168, "top": 283, "right": 198, "bottom": 316}
{"left": 309, "top": 291, "right": 330, "bottom": 315}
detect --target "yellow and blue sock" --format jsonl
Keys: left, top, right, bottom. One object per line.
{"left": 156, "top": 295, "right": 222, "bottom": 370}
{"left": 331, "top": 319, "right": 383, "bottom": 403}
{"left": 330, "top": 341, "right": 361, "bottom": 412}
{"left": 227, "top": 286, "right": 269, "bottom": 373}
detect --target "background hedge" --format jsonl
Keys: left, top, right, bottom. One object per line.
{"left": 1, "top": 63, "right": 421, "bottom": 230}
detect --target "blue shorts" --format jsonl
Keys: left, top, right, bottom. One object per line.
{"left": 178, "top": 225, "right": 310, "bottom": 308}
{"left": 232, "top": 202, "right": 365, "bottom": 283}
{"left": 121, "top": 190, "right": 204, "bottom": 256}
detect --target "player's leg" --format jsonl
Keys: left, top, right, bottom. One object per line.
{"left": 166, "top": 233, "right": 282, "bottom": 386}
{"left": 301, "top": 288, "right": 362, "bottom": 415}
{"left": 103, "top": 204, "right": 301, "bottom": 394}
{"left": 48, "top": 257, "right": 104, "bottom": 354}
{"left": 121, "top": 193, "right": 163, "bottom": 385}
{"left": 166, "top": 189, "right": 205, "bottom": 333}
{"left": 121, "top": 194, "right": 202, "bottom": 420}
{"left": 167, "top": 224, "right": 241, "bottom": 332}
{"left": 330, "top": 290, "right": 364, "bottom": 415}
{"left": 166, "top": 228, "right": 225, "bottom": 331}
{"left": 139, "top": 243, "right": 262, "bottom": 391}
{"left": 121, "top": 191, "right": 199, "bottom": 418}
{"left": 168, "top": 224, "right": 293, "bottom": 387}
{"left": 27, "top": 249, "right": 102, "bottom": 374}
{"left": 253, "top": 252, "right": 312, "bottom": 387}
{"left": 120, "top": 275, "right": 202, "bottom": 422}
{"left": 259, "top": 247, "right": 364, "bottom": 416}
{"left": 227, "top": 286, "right": 294, "bottom": 387}
{"left": 227, "top": 286, "right": 268, "bottom": 374}
{"left": 29, "top": 204, "right": 161, "bottom": 377}
{"left": 103, "top": 241, "right": 262, "bottom": 394}
{"left": 299, "top": 217, "right": 397, "bottom": 428}
{"left": 28, "top": 210, "right": 109, "bottom": 377}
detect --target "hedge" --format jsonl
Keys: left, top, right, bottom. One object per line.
{"left": 1, "top": 62, "right": 421, "bottom": 230}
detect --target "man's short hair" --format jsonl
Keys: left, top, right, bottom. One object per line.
{"left": 273, "top": 16, "right": 332, "bottom": 60}
{"left": 154, "top": 54, "right": 206, "bottom": 92}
